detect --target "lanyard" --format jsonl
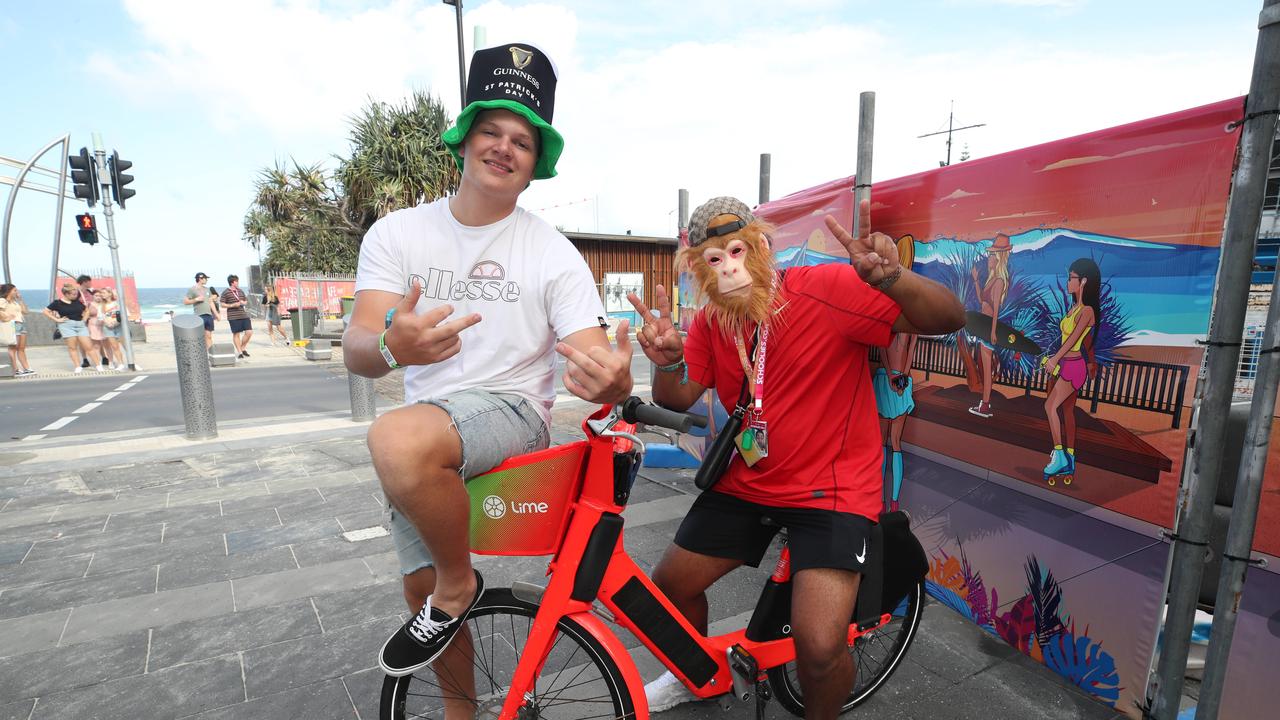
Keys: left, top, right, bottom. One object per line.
{"left": 734, "top": 322, "right": 770, "bottom": 417}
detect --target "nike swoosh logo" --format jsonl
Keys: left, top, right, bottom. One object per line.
{"left": 855, "top": 540, "right": 867, "bottom": 564}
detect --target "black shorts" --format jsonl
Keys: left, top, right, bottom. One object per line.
{"left": 229, "top": 317, "right": 252, "bottom": 334}
{"left": 674, "top": 490, "right": 874, "bottom": 575}
{"left": 200, "top": 314, "right": 215, "bottom": 332}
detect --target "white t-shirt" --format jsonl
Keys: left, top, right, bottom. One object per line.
{"left": 354, "top": 198, "right": 605, "bottom": 424}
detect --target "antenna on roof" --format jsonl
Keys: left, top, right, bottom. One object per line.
{"left": 918, "top": 100, "right": 986, "bottom": 167}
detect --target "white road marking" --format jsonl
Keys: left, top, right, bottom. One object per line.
{"left": 73, "top": 402, "right": 102, "bottom": 414}
{"left": 41, "top": 416, "right": 78, "bottom": 431}
{"left": 114, "top": 383, "right": 134, "bottom": 391}
{"left": 96, "top": 392, "right": 122, "bottom": 401}
{"left": 343, "top": 526, "right": 390, "bottom": 542}
{"left": 22, "top": 434, "right": 47, "bottom": 442}
{"left": 129, "top": 375, "right": 149, "bottom": 383}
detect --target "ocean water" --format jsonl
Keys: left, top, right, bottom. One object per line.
{"left": 136, "top": 287, "right": 190, "bottom": 322}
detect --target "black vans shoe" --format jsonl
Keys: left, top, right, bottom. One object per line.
{"left": 379, "top": 570, "right": 485, "bottom": 677}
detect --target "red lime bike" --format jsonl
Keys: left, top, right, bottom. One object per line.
{"left": 380, "top": 398, "right": 924, "bottom": 719}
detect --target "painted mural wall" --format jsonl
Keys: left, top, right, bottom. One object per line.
{"left": 745, "top": 97, "right": 1278, "bottom": 718}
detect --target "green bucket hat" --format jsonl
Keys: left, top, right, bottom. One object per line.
{"left": 441, "top": 44, "right": 564, "bottom": 180}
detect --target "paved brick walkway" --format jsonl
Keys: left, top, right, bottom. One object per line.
{"left": 0, "top": 412, "right": 1125, "bottom": 719}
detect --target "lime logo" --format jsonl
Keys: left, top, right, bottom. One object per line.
{"left": 482, "top": 495, "right": 506, "bottom": 519}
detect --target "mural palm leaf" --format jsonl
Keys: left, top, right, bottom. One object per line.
{"left": 1025, "top": 556, "right": 1065, "bottom": 648}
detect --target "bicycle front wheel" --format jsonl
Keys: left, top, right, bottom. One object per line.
{"left": 380, "top": 587, "right": 635, "bottom": 720}
{"left": 766, "top": 580, "right": 924, "bottom": 716}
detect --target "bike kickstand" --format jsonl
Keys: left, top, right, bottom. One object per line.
{"left": 755, "top": 679, "right": 770, "bottom": 720}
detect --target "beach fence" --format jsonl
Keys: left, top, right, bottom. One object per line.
{"left": 266, "top": 273, "right": 356, "bottom": 339}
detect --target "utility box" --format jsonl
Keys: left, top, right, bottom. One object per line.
{"left": 209, "top": 343, "right": 237, "bottom": 367}
{"left": 305, "top": 338, "right": 332, "bottom": 361}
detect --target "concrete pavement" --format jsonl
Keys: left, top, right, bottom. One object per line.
{"left": 0, "top": 386, "right": 1128, "bottom": 720}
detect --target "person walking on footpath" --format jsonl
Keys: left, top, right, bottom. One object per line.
{"left": 263, "top": 285, "right": 287, "bottom": 344}
{"left": 343, "top": 43, "right": 633, "bottom": 705}
{"left": 184, "top": 272, "right": 215, "bottom": 348}
{"left": 0, "top": 283, "right": 34, "bottom": 375}
{"left": 43, "top": 282, "right": 95, "bottom": 373}
{"left": 221, "top": 275, "right": 254, "bottom": 358}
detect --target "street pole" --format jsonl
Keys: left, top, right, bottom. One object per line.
{"left": 1149, "top": 3, "right": 1280, "bottom": 717}
{"left": 172, "top": 314, "right": 217, "bottom": 440}
{"left": 445, "top": 0, "right": 467, "bottom": 108}
{"left": 1191, "top": 3, "right": 1280, "bottom": 718}
{"left": 759, "top": 154, "right": 771, "bottom": 205}
{"left": 91, "top": 133, "right": 137, "bottom": 371}
{"left": 852, "top": 91, "right": 875, "bottom": 241}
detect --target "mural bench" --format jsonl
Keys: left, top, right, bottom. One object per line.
{"left": 878, "top": 338, "right": 1190, "bottom": 429}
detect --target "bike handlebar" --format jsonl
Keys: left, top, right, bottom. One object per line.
{"left": 620, "top": 397, "right": 708, "bottom": 433}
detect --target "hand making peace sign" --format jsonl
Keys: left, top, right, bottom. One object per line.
{"left": 627, "top": 284, "right": 684, "bottom": 366}
{"left": 384, "top": 280, "right": 483, "bottom": 365}
{"left": 824, "top": 198, "right": 901, "bottom": 286}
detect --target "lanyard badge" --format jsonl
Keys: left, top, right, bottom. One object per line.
{"left": 734, "top": 323, "right": 771, "bottom": 467}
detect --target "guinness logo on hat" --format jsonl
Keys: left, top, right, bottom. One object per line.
{"left": 509, "top": 46, "right": 533, "bottom": 69}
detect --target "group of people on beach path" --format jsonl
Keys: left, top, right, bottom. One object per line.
{"left": 184, "top": 272, "right": 287, "bottom": 356}
{"left": 1, "top": 275, "right": 129, "bottom": 375}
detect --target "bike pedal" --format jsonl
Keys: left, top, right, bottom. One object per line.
{"left": 727, "top": 644, "right": 759, "bottom": 703}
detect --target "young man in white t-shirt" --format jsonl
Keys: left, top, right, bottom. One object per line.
{"left": 344, "top": 44, "right": 634, "bottom": 687}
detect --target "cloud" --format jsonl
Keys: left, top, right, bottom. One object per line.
{"left": 1037, "top": 141, "right": 1199, "bottom": 172}
{"left": 942, "top": 188, "right": 982, "bottom": 200}
{"left": 84, "top": 0, "right": 1255, "bottom": 272}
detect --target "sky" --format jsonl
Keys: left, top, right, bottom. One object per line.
{"left": 0, "top": 0, "right": 1263, "bottom": 291}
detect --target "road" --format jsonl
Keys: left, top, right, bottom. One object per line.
{"left": 1, "top": 364, "right": 359, "bottom": 443}
{"left": 3, "top": 348, "right": 657, "bottom": 444}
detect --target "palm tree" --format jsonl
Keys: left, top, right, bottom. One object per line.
{"left": 244, "top": 90, "right": 460, "bottom": 274}
{"left": 337, "top": 90, "right": 460, "bottom": 233}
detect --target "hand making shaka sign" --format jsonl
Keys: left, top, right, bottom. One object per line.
{"left": 383, "top": 281, "right": 483, "bottom": 365}
{"left": 824, "top": 198, "right": 901, "bottom": 286}
{"left": 627, "top": 284, "right": 684, "bottom": 366}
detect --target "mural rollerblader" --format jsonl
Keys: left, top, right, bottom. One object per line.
{"left": 1041, "top": 258, "right": 1101, "bottom": 486}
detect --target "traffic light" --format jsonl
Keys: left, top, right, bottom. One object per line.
{"left": 75, "top": 214, "right": 99, "bottom": 245}
{"left": 108, "top": 151, "right": 135, "bottom": 208}
{"left": 67, "top": 147, "right": 100, "bottom": 207}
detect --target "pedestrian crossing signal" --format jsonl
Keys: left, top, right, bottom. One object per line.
{"left": 76, "top": 214, "right": 99, "bottom": 245}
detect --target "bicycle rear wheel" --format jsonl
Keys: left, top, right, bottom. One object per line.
{"left": 380, "top": 587, "right": 635, "bottom": 720}
{"left": 766, "top": 580, "right": 924, "bottom": 716}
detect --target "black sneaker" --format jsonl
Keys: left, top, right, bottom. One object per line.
{"left": 242, "top": 350, "right": 251, "bottom": 357}
{"left": 81, "top": 358, "right": 90, "bottom": 368}
{"left": 379, "top": 570, "right": 485, "bottom": 677}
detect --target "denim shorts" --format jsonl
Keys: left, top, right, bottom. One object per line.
{"left": 14, "top": 321, "right": 24, "bottom": 337}
{"left": 101, "top": 323, "right": 121, "bottom": 338}
{"left": 59, "top": 320, "right": 89, "bottom": 338}
{"left": 387, "top": 389, "right": 550, "bottom": 575}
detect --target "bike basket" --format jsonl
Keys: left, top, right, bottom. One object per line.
{"left": 467, "top": 442, "right": 587, "bottom": 556}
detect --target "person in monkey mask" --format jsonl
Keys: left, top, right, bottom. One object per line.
{"left": 629, "top": 196, "right": 963, "bottom": 715}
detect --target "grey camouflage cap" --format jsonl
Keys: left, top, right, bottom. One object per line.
{"left": 687, "top": 196, "right": 756, "bottom": 247}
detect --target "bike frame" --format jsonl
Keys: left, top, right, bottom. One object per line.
{"left": 489, "top": 405, "right": 885, "bottom": 720}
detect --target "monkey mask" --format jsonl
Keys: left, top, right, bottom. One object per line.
{"left": 680, "top": 196, "right": 780, "bottom": 337}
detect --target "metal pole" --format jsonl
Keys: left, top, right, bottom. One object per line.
{"left": 1, "top": 134, "right": 69, "bottom": 290}
{"left": 172, "top": 314, "right": 217, "bottom": 439}
{"left": 348, "top": 372, "right": 377, "bottom": 422}
{"left": 852, "top": 92, "right": 876, "bottom": 241}
{"left": 1151, "top": 3, "right": 1280, "bottom": 716}
{"left": 92, "top": 135, "right": 136, "bottom": 371}
{"left": 758, "top": 154, "right": 771, "bottom": 205}
{"left": 1192, "top": 5, "right": 1280, "bottom": 717}
{"left": 452, "top": 0, "right": 467, "bottom": 108}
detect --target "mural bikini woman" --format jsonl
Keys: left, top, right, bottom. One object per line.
{"left": 968, "top": 234, "right": 1011, "bottom": 418}
{"left": 1042, "top": 258, "right": 1102, "bottom": 484}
